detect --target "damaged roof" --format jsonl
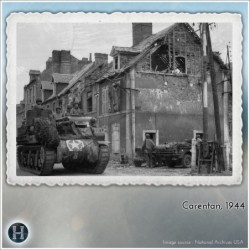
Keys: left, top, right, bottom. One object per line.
{"left": 133, "top": 23, "right": 200, "bottom": 51}
{"left": 57, "top": 61, "right": 109, "bottom": 97}
{"left": 52, "top": 73, "right": 75, "bottom": 83}
{"left": 110, "top": 46, "right": 141, "bottom": 56}
{"left": 57, "top": 62, "right": 95, "bottom": 96}
{"left": 98, "top": 23, "right": 226, "bottom": 83}
{"left": 96, "top": 62, "right": 118, "bottom": 83}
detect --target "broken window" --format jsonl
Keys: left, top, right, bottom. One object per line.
{"left": 151, "top": 45, "right": 170, "bottom": 72}
{"left": 87, "top": 91, "right": 93, "bottom": 113}
{"left": 150, "top": 29, "right": 201, "bottom": 75}
{"left": 175, "top": 56, "right": 186, "bottom": 73}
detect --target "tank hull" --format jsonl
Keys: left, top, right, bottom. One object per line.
{"left": 59, "top": 139, "right": 109, "bottom": 174}
{"left": 17, "top": 109, "right": 110, "bottom": 175}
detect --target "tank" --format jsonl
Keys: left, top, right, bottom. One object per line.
{"left": 56, "top": 115, "right": 109, "bottom": 174}
{"left": 17, "top": 108, "right": 110, "bottom": 175}
{"left": 17, "top": 108, "right": 59, "bottom": 175}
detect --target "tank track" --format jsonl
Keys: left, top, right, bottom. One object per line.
{"left": 89, "top": 145, "right": 110, "bottom": 174}
{"left": 17, "top": 145, "right": 56, "bottom": 176}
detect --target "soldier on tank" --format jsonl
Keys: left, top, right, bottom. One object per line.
{"left": 53, "top": 107, "right": 63, "bottom": 120}
{"left": 70, "top": 102, "right": 82, "bottom": 115}
{"left": 62, "top": 105, "right": 72, "bottom": 117}
{"left": 89, "top": 117, "right": 97, "bottom": 128}
{"left": 89, "top": 117, "right": 97, "bottom": 136}
{"left": 142, "top": 134, "right": 156, "bottom": 168}
{"left": 33, "top": 98, "right": 43, "bottom": 110}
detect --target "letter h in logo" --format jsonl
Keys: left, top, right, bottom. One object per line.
{"left": 12, "top": 225, "right": 24, "bottom": 240}
{"left": 8, "top": 222, "right": 28, "bottom": 243}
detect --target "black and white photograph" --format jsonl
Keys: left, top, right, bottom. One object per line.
{"left": 7, "top": 12, "right": 242, "bottom": 185}
{"left": 1, "top": 2, "right": 248, "bottom": 249}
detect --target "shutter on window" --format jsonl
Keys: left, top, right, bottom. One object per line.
{"left": 112, "top": 123, "right": 120, "bottom": 153}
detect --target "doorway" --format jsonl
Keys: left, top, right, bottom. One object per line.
{"left": 142, "top": 130, "right": 159, "bottom": 145}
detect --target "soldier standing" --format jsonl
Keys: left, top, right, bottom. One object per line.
{"left": 142, "top": 134, "right": 156, "bottom": 168}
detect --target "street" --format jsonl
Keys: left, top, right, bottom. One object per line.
{"left": 16, "top": 161, "right": 192, "bottom": 176}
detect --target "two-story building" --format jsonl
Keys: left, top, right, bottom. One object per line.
{"left": 24, "top": 70, "right": 42, "bottom": 113}
{"left": 54, "top": 53, "right": 110, "bottom": 116}
{"left": 16, "top": 50, "right": 91, "bottom": 124}
{"left": 95, "top": 23, "right": 229, "bottom": 161}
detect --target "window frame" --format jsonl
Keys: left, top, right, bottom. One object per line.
{"left": 102, "top": 86, "right": 109, "bottom": 114}
{"left": 113, "top": 55, "right": 120, "bottom": 70}
{"left": 86, "top": 91, "right": 93, "bottom": 113}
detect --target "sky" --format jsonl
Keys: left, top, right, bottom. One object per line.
{"left": 16, "top": 22, "right": 232, "bottom": 103}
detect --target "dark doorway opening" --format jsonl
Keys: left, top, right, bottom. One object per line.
{"left": 144, "top": 131, "right": 156, "bottom": 144}
{"left": 151, "top": 45, "right": 170, "bottom": 72}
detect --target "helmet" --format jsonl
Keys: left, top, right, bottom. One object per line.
{"left": 36, "top": 98, "right": 42, "bottom": 104}
{"left": 89, "top": 117, "right": 97, "bottom": 127}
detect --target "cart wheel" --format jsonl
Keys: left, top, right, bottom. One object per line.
{"left": 182, "top": 154, "right": 192, "bottom": 168}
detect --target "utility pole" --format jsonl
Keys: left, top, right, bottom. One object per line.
{"left": 191, "top": 23, "right": 209, "bottom": 172}
{"left": 201, "top": 24, "right": 208, "bottom": 143}
{"left": 205, "top": 23, "right": 225, "bottom": 171}
{"left": 223, "top": 44, "right": 232, "bottom": 170}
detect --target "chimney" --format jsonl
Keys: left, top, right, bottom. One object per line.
{"left": 60, "top": 50, "right": 71, "bottom": 74}
{"left": 132, "top": 23, "right": 152, "bottom": 46}
{"left": 46, "top": 57, "right": 52, "bottom": 70}
{"left": 78, "top": 57, "right": 90, "bottom": 70}
{"left": 52, "top": 50, "right": 61, "bottom": 73}
{"left": 94, "top": 53, "right": 108, "bottom": 65}
{"left": 89, "top": 53, "right": 92, "bottom": 62}
{"left": 29, "top": 70, "right": 41, "bottom": 83}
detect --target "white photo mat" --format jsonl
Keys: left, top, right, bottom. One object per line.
{"left": 6, "top": 12, "right": 242, "bottom": 186}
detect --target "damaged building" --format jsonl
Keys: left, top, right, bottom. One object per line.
{"left": 16, "top": 50, "right": 91, "bottom": 118}
{"left": 43, "top": 53, "right": 109, "bottom": 115}
{"left": 16, "top": 22, "right": 231, "bottom": 167}
{"left": 95, "top": 23, "right": 229, "bottom": 161}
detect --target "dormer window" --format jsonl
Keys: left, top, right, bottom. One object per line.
{"left": 114, "top": 55, "right": 120, "bottom": 70}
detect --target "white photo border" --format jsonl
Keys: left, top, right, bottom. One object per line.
{"left": 6, "top": 12, "right": 242, "bottom": 186}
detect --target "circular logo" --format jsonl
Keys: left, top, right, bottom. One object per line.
{"left": 8, "top": 223, "right": 28, "bottom": 243}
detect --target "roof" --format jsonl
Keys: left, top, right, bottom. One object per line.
{"left": 57, "top": 62, "right": 95, "bottom": 97}
{"left": 96, "top": 62, "right": 118, "bottom": 83}
{"left": 41, "top": 81, "right": 53, "bottom": 90}
{"left": 97, "top": 23, "right": 226, "bottom": 83}
{"left": 213, "top": 52, "right": 228, "bottom": 69}
{"left": 98, "top": 23, "right": 202, "bottom": 83}
{"left": 110, "top": 46, "right": 141, "bottom": 56}
{"left": 52, "top": 73, "right": 74, "bottom": 83}
{"left": 133, "top": 23, "right": 200, "bottom": 50}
